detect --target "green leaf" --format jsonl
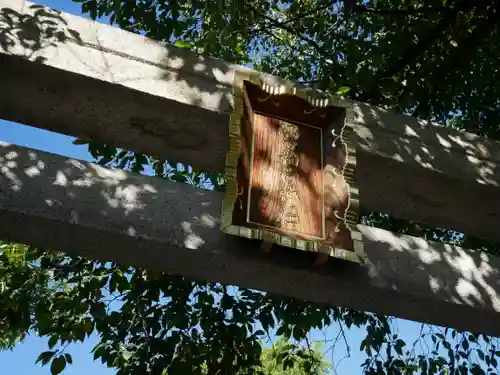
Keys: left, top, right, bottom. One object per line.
{"left": 462, "top": 339, "right": 469, "bottom": 351}
{"left": 48, "top": 335, "right": 58, "bottom": 349}
{"left": 276, "top": 326, "right": 286, "bottom": 337}
{"left": 336, "top": 86, "right": 351, "bottom": 95}
{"left": 329, "top": 77, "right": 336, "bottom": 91}
{"left": 471, "top": 365, "right": 485, "bottom": 375}
{"left": 254, "top": 330, "right": 265, "bottom": 337}
{"left": 258, "top": 310, "right": 274, "bottom": 331}
{"left": 394, "top": 339, "right": 405, "bottom": 356}
{"left": 83, "top": 318, "right": 93, "bottom": 335}
{"left": 92, "top": 345, "right": 106, "bottom": 361}
{"left": 122, "top": 351, "right": 133, "bottom": 361}
{"left": 478, "top": 349, "right": 485, "bottom": 361}
{"left": 75, "top": 327, "right": 85, "bottom": 342}
{"left": 50, "top": 356, "right": 66, "bottom": 375}
{"left": 175, "top": 40, "right": 193, "bottom": 49}
{"left": 36, "top": 351, "right": 56, "bottom": 365}
{"left": 283, "top": 357, "right": 294, "bottom": 370}
{"left": 64, "top": 353, "right": 73, "bottom": 365}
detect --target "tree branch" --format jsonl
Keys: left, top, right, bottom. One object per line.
{"left": 245, "top": 2, "right": 353, "bottom": 91}
{"left": 354, "top": 4, "right": 463, "bottom": 15}
{"left": 411, "top": 3, "right": 500, "bottom": 117}
{"left": 251, "top": 0, "right": 339, "bottom": 35}
{"left": 358, "top": 0, "right": 476, "bottom": 103}
{"left": 247, "top": 3, "right": 330, "bottom": 58}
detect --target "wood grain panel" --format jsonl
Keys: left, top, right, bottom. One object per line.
{"left": 247, "top": 114, "right": 324, "bottom": 239}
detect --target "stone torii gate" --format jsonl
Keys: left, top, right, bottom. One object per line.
{"left": 1, "top": 0, "right": 499, "bottom": 336}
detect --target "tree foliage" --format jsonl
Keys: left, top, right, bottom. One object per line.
{"left": 2, "top": 0, "right": 500, "bottom": 374}
{"left": 0, "top": 242, "right": 55, "bottom": 350}
{"left": 256, "top": 338, "right": 331, "bottom": 375}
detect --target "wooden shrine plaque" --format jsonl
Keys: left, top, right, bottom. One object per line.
{"left": 221, "top": 73, "right": 364, "bottom": 264}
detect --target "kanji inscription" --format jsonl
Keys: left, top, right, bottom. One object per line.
{"left": 247, "top": 114, "right": 324, "bottom": 240}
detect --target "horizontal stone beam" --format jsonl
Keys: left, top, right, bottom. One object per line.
{"left": 1, "top": 142, "right": 499, "bottom": 336}
{"left": 2, "top": 0, "right": 500, "bottom": 245}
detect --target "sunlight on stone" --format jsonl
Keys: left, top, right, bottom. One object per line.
{"left": 105, "top": 197, "right": 119, "bottom": 208}
{"left": 366, "top": 259, "right": 382, "bottom": 280}
{"left": 444, "top": 251, "right": 484, "bottom": 279}
{"left": 416, "top": 245, "right": 442, "bottom": 265}
{"left": 180, "top": 220, "right": 206, "bottom": 249}
{"left": 193, "top": 61, "right": 207, "bottom": 73}
{"left": 5, "top": 151, "right": 17, "bottom": 160}
{"left": 70, "top": 209, "right": 79, "bottom": 224}
{"left": 115, "top": 185, "right": 141, "bottom": 202}
{"left": 1, "top": 167, "right": 21, "bottom": 191}
{"left": 184, "top": 233, "right": 205, "bottom": 249}
{"left": 91, "top": 164, "right": 127, "bottom": 182}
{"left": 455, "top": 278, "right": 484, "bottom": 306}
{"left": 475, "top": 142, "right": 490, "bottom": 158}
{"left": 100, "top": 185, "right": 146, "bottom": 213}
{"left": 367, "top": 109, "right": 382, "bottom": 123}
{"left": 142, "top": 184, "right": 157, "bottom": 194}
{"left": 181, "top": 221, "right": 193, "bottom": 233}
{"left": 5, "top": 160, "right": 17, "bottom": 169}
{"left": 403, "top": 125, "right": 419, "bottom": 138}
{"left": 24, "top": 164, "right": 41, "bottom": 177}
{"left": 465, "top": 157, "right": 497, "bottom": 185}
{"left": 444, "top": 250, "right": 500, "bottom": 309}
{"left": 67, "top": 159, "right": 87, "bottom": 170}
{"left": 351, "top": 104, "right": 363, "bottom": 117}
{"left": 428, "top": 276, "right": 441, "bottom": 293}
{"left": 465, "top": 154, "right": 481, "bottom": 166}
{"left": 413, "top": 154, "right": 434, "bottom": 170}
{"left": 436, "top": 134, "right": 452, "bottom": 149}
{"left": 163, "top": 54, "right": 185, "bottom": 70}
{"left": 212, "top": 66, "right": 233, "bottom": 84}
{"left": 200, "top": 213, "right": 216, "bottom": 228}
{"left": 354, "top": 127, "right": 375, "bottom": 144}
{"left": 420, "top": 146, "right": 432, "bottom": 156}
{"left": 72, "top": 176, "right": 93, "bottom": 187}
{"left": 478, "top": 166, "right": 496, "bottom": 185}
{"left": 390, "top": 153, "right": 404, "bottom": 162}
{"left": 44, "top": 198, "right": 55, "bottom": 207}
{"left": 447, "top": 134, "right": 470, "bottom": 149}
{"left": 416, "top": 118, "right": 430, "bottom": 129}
{"left": 53, "top": 171, "right": 68, "bottom": 186}
{"left": 400, "top": 137, "right": 411, "bottom": 146}
{"left": 364, "top": 228, "right": 405, "bottom": 252}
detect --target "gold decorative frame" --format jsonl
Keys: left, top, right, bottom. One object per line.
{"left": 220, "top": 69, "right": 365, "bottom": 264}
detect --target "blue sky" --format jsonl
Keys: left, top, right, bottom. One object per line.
{"left": 0, "top": 1, "right": 437, "bottom": 374}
